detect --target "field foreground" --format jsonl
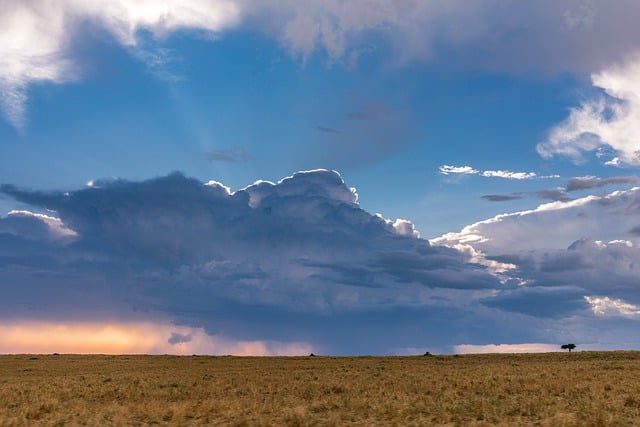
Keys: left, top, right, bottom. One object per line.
{"left": 1, "top": 352, "right": 640, "bottom": 426}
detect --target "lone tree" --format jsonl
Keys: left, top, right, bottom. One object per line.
{"left": 561, "top": 343, "right": 576, "bottom": 352}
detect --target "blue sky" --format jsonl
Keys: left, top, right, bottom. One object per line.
{"left": 1, "top": 0, "right": 640, "bottom": 355}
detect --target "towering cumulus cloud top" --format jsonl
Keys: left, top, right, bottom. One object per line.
{"left": 1, "top": 170, "right": 501, "bottom": 354}
{"left": 3, "top": 170, "right": 640, "bottom": 353}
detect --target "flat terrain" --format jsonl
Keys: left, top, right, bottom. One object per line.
{"left": 1, "top": 352, "right": 640, "bottom": 426}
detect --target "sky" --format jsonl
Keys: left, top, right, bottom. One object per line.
{"left": 1, "top": 0, "right": 640, "bottom": 355}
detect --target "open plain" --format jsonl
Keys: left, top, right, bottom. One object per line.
{"left": 1, "top": 352, "right": 640, "bottom": 426}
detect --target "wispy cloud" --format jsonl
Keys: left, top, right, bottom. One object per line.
{"left": 533, "top": 188, "right": 572, "bottom": 202}
{"left": 481, "top": 194, "right": 522, "bottom": 202}
{"left": 566, "top": 175, "right": 639, "bottom": 192}
{"left": 206, "top": 146, "right": 252, "bottom": 162}
{"left": 439, "top": 165, "right": 559, "bottom": 180}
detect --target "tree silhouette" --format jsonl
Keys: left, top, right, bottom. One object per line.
{"left": 561, "top": 343, "right": 576, "bottom": 352}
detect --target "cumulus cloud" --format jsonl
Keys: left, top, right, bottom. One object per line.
{"left": 538, "top": 54, "right": 640, "bottom": 166}
{"left": 0, "top": 210, "right": 77, "bottom": 241}
{"left": 1, "top": 170, "right": 508, "bottom": 354}
{"left": 5, "top": 169, "right": 640, "bottom": 353}
{"left": 434, "top": 186, "right": 640, "bottom": 346}
{"left": 439, "top": 165, "right": 559, "bottom": 180}
{"left": 584, "top": 296, "right": 640, "bottom": 318}
{"left": 434, "top": 187, "right": 640, "bottom": 256}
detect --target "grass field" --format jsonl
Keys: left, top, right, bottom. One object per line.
{"left": 1, "top": 352, "right": 640, "bottom": 426}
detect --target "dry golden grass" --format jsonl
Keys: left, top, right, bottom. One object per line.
{"left": 1, "top": 352, "right": 640, "bottom": 426}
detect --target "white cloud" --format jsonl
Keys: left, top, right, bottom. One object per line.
{"left": 434, "top": 186, "right": 640, "bottom": 332}
{"left": 438, "top": 164, "right": 558, "bottom": 180}
{"left": 392, "top": 218, "right": 420, "bottom": 238}
{"left": 454, "top": 343, "right": 560, "bottom": 354}
{"left": 0, "top": 0, "right": 243, "bottom": 128}
{"left": 538, "top": 53, "right": 640, "bottom": 166}
{"left": 480, "top": 170, "right": 539, "bottom": 180}
{"left": 433, "top": 187, "right": 640, "bottom": 256}
{"left": 438, "top": 165, "right": 478, "bottom": 176}
{"left": 6, "top": 210, "right": 78, "bottom": 240}
{"left": 584, "top": 296, "right": 640, "bottom": 318}
{"left": 259, "top": 0, "right": 640, "bottom": 74}
{"left": 4, "top": 1, "right": 640, "bottom": 128}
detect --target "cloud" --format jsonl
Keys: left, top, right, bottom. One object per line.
{"left": 0, "top": 320, "right": 312, "bottom": 355}
{"left": 434, "top": 187, "right": 640, "bottom": 259}
{"left": 206, "top": 146, "right": 252, "bottom": 162}
{"left": 0, "top": 210, "right": 77, "bottom": 241}
{"left": 565, "top": 175, "right": 639, "bottom": 191}
{"left": 533, "top": 188, "right": 572, "bottom": 202}
{"left": 438, "top": 165, "right": 478, "bottom": 176}
{"left": 0, "top": 0, "right": 243, "bottom": 128}
{"left": 1, "top": 170, "right": 506, "bottom": 354}
{"left": 4, "top": 170, "right": 640, "bottom": 353}
{"left": 257, "top": 0, "right": 640, "bottom": 74}
{"left": 584, "top": 296, "right": 640, "bottom": 318}
{"left": 168, "top": 331, "right": 192, "bottom": 345}
{"left": 481, "top": 194, "right": 522, "bottom": 202}
{"left": 454, "top": 343, "right": 560, "bottom": 354}
{"left": 439, "top": 165, "right": 559, "bottom": 180}
{"left": 434, "top": 187, "right": 640, "bottom": 347}
{"left": 5, "top": 1, "right": 640, "bottom": 128}
{"left": 538, "top": 53, "right": 640, "bottom": 166}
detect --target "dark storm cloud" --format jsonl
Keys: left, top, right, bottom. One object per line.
{"left": 0, "top": 170, "right": 512, "bottom": 354}
{"left": 483, "top": 287, "right": 588, "bottom": 319}
{"left": 168, "top": 332, "right": 192, "bottom": 345}
{"left": 7, "top": 171, "right": 640, "bottom": 353}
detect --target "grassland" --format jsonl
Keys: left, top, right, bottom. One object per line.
{"left": 1, "top": 352, "right": 640, "bottom": 426}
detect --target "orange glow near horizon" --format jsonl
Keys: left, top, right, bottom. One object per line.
{"left": 0, "top": 321, "right": 313, "bottom": 356}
